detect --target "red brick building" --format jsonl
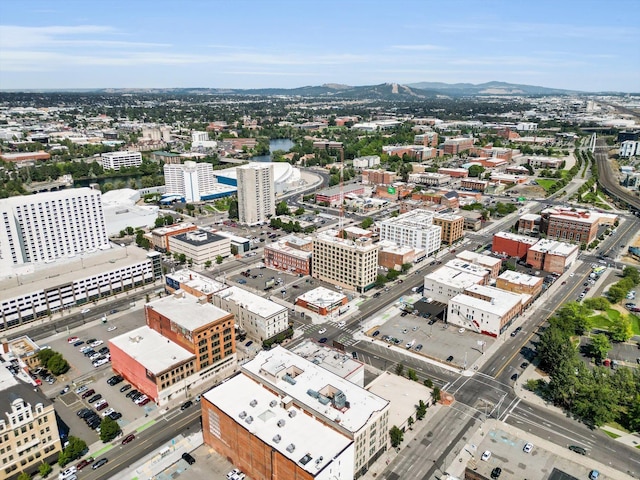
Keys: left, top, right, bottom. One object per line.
{"left": 151, "top": 223, "right": 198, "bottom": 252}
{"left": 442, "top": 137, "right": 474, "bottom": 155}
{"left": 526, "top": 239, "right": 579, "bottom": 274}
{"left": 362, "top": 169, "right": 397, "bottom": 185}
{"left": 264, "top": 235, "right": 313, "bottom": 275}
{"left": 492, "top": 232, "right": 539, "bottom": 259}
{"left": 437, "top": 167, "right": 468, "bottom": 178}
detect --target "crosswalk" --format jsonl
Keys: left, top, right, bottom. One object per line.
{"left": 298, "top": 324, "right": 361, "bottom": 346}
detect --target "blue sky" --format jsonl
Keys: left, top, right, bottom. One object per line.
{"left": 1, "top": 0, "right": 638, "bottom": 92}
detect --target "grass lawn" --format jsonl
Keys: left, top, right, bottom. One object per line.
{"left": 536, "top": 178, "right": 557, "bottom": 191}
{"left": 603, "top": 430, "right": 621, "bottom": 439}
{"left": 589, "top": 306, "right": 640, "bottom": 335}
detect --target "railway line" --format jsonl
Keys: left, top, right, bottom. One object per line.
{"left": 594, "top": 137, "right": 640, "bottom": 212}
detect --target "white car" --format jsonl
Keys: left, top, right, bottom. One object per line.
{"left": 523, "top": 442, "right": 533, "bottom": 453}
{"left": 75, "top": 385, "right": 89, "bottom": 395}
{"left": 569, "top": 273, "right": 575, "bottom": 277}
{"left": 481, "top": 450, "right": 491, "bottom": 461}
{"left": 89, "top": 353, "right": 102, "bottom": 361}
{"left": 81, "top": 308, "right": 91, "bottom": 314}
{"left": 90, "top": 340, "right": 104, "bottom": 348}
{"left": 134, "top": 395, "right": 148, "bottom": 405}
{"left": 94, "top": 399, "right": 107, "bottom": 408}
{"left": 80, "top": 346, "right": 93, "bottom": 354}
{"left": 337, "top": 321, "right": 346, "bottom": 328}
{"left": 107, "top": 325, "right": 117, "bottom": 332}
{"left": 318, "top": 328, "right": 327, "bottom": 335}
{"left": 93, "top": 358, "right": 109, "bottom": 368}
{"left": 101, "top": 408, "right": 115, "bottom": 417}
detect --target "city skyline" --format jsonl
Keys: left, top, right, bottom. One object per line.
{"left": 1, "top": 0, "right": 639, "bottom": 93}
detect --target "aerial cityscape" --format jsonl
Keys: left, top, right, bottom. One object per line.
{"left": 1, "top": 2, "right": 639, "bottom": 480}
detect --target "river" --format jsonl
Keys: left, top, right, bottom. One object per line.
{"left": 251, "top": 138, "right": 295, "bottom": 162}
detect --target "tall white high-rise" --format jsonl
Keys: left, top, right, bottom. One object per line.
{"left": 237, "top": 163, "right": 275, "bottom": 225}
{"left": 0, "top": 188, "right": 110, "bottom": 269}
{"left": 163, "top": 161, "right": 217, "bottom": 202}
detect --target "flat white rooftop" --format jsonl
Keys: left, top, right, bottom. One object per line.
{"left": 498, "top": 270, "right": 542, "bottom": 287}
{"left": 296, "top": 287, "right": 346, "bottom": 307}
{"left": 288, "top": 341, "right": 364, "bottom": 382}
{"left": 203, "top": 371, "right": 353, "bottom": 475}
{"left": 165, "top": 269, "right": 227, "bottom": 294}
{"left": 152, "top": 222, "right": 197, "bottom": 236}
{"left": 241, "top": 347, "right": 388, "bottom": 434}
{"left": 110, "top": 326, "right": 194, "bottom": 375}
{"left": 425, "top": 266, "right": 485, "bottom": 289}
{"left": 453, "top": 284, "right": 524, "bottom": 316}
{"left": 215, "top": 286, "right": 286, "bottom": 318}
{"left": 147, "top": 291, "right": 230, "bottom": 331}
{"left": 446, "top": 258, "right": 490, "bottom": 277}
{"left": 456, "top": 250, "right": 502, "bottom": 268}
{"left": 520, "top": 213, "right": 541, "bottom": 221}
{"left": 493, "top": 231, "right": 539, "bottom": 245}
{"left": 528, "top": 239, "right": 578, "bottom": 256}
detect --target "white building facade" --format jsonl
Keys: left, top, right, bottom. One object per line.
{"left": 620, "top": 140, "right": 640, "bottom": 157}
{"left": 237, "top": 163, "right": 275, "bottom": 225}
{"left": 100, "top": 150, "right": 142, "bottom": 170}
{"left": 0, "top": 188, "right": 109, "bottom": 270}
{"left": 379, "top": 209, "right": 442, "bottom": 256}
{"left": 163, "top": 161, "right": 218, "bottom": 202}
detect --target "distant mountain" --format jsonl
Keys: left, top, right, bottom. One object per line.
{"left": 33, "top": 81, "right": 585, "bottom": 98}
{"left": 406, "top": 81, "right": 580, "bottom": 96}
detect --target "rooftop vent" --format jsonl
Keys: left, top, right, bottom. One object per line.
{"left": 288, "top": 410, "right": 297, "bottom": 418}
{"left": 277, "top": 419, "right": 286, "bottom": 428}
{"left": 306, "top": 389, "right": 319, "bottom": 399}
{"left": 250, "top": 399, "right": 258, "bottom": 407}
{"left": 286, "top": 443, "right": 296, "bottom": 453}
{"left": 315, "top": 456, "right": 324, "bottom": 465}
{"left": 245, "top": 415, "right": 253, "bottom": 424}
{"left": 269, "top": 400, "right": 278, "bottom": 407}
{"left": 283, "top": 374, "right": 297, "bottom": 385}
{"left": 239, "top": 411, "right": 247, "bottom": 419}
{"left": 273, "top": 434, "right": 281, "bottom": 443}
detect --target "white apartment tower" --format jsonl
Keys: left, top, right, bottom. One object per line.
{"left": 0, "top": 188, "right": 109, "bottom": 270}
{"left": 379, "top": 209, "right": 442, "bottom": 256}
{"left": 101, "top": 150, "right": 142, "bottom": 170}
{"left": 163, "top": 161, "right": 217, "bottom": 202}
{"left": 312, "top": 230, "right": 379, "bottom": 293}
{"left": 237, "top": 163, "right": 275, "bottom": 225}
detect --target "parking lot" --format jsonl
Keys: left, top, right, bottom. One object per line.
{"left": 39, "top": 307, "right": 152, "bottom": 444}
{"left": 366, "top": 304, "right": 496, "bottom": 368}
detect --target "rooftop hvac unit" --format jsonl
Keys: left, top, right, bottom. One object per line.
{"left": 288, "top": 410, "right": 297, "bottom": 418}
{"left": 333, "top": 390, "right": 347, "bottom": 409}
{"left": 277, "top": 419, "right": 286, "bottom": 428}
{"left": 270, "top": 400, "right": 278, "bottom": 407}
{"left": 306, "top": 389, "right": 319, "bottom": 399}
{"left": 245, "top": 416, "right": 253, "bottom": 424}
{"left": 273, "top": 434, "right": 281, "bottom": 443}
{"left": 286, "top": 444, "right": 296, "bottom": 453}
{"left": 239, "top": 411, "right": 247, "bottom": 419}
{"left": 283, "top": 374, "right": 297, "bottom": 385}
{"left": 250, "top": 399, "right": 258, "bottom": 407}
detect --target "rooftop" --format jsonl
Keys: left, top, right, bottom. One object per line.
{"left": 265, "top": 240, "right": 313, "bottom": 260}
{"left": 493, "top": 231, "right": 539, "bottom": 245}
{"left": 314, "top": 230, "right": 378, "bottom": 252}
{"left": 453, "top": 284, "right": 525, "bottom": 315}
{"left": 528, "top": 239, "right": 579, "bottom": 256}
{"left": 316, "top": 183, "right": 364, "bottom": 197}
{"left": 380, "top": 209, "right": 436, "bottom": 227}
{"left": 425, "top": 266, "right": 486, "bottom": 289}
{"left": 289, "top": 341, "right": 364, "bottom": 384}
{"left": 152, "top": 222, "right": 197, "bottom": 236}
{"left": 520, "top": 213, "right": 541, "bottom": 221}
{"left": 171, "top": 230, "right": 227, "bottom": 246}
{"left": 147, "top": 290, "right": 231, "bottom": 331}
{"left": 498, "top": 270, "right": 543, "bottom": 287}
{"left": 456, "top": 250, "right": 502, "bottom": 268}
{"left": 446, "top": 258, "right": 491, "bottom": 277}
{"left": 203, "top": 368, "right": 353, "bottom": 475}
{"left": 165, "top": 269, "right": 227, "bottom": 294}
{"left": 296, "top": 287, "right": 346, "bottom": 307}
{"left": 109, "top": 326, "right": 195, "bottom": 375}
{"left": 215, "top": 286, "right": 286, "bottom": 318}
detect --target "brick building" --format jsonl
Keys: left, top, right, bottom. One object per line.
{"left": 437, "top": 167, "right": 468, "bottom": 178}
{"left": 442, "top": 137, "right": 474, "bottom": 155}
{"left": 496, "top": 271, "right": 543, "bottom": 306}
{"left": 492, "top": 232, "right": 539, "bottom": 259}
{"left": 151, "top": 222, "right": 198, "bottom": 252}
{"left": 526, "top": 239, "right": 578, "bottom": 275}
{"left": 461, "top": 178, "right": 489, "bottom": 192}
{"left": 264, "top": 235, "right": 313, "bottom": 275}
{"left": 433, "top": 214, "right": 464, "bottom": 245}
{"left": 362, "top": 169, "right": 397, "bottom": 185}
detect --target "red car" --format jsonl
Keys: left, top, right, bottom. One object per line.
{"left": 76, "top": 457, "right": 94, "bottom": 470}
{"left": 121, "top": 433, "right": 135, "bottom": 445}
{"left": 138, "top": 397, "right": 151, "bottom": 406}
{"left": 67, "top": 336, "right": 79, "bottom": 344}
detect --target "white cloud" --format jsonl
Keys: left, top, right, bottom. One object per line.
{"left": 390, "top": 44, "right": 445, "bottom": 51}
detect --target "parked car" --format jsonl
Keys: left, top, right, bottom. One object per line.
{"left": 76, "top": 457, "right": 94, "bottom": 470}
{"left": 108, "top": 411, "right": 122, "bottom": 421}
{"left": 372, "top": 330, "right": 380, "bottom": 337}
{"left": 181, "top": 400, "right": 193, "bottom": 411}
{"left": 589, "top": 470, "right": 600, "bottom": 480}
{"left": 81, "top": 389, "right": 95, "bottom": 399}
{"left": 126, "top": 389, "right": 139, "bottom": 398}
{"left": 101, "top": 408, "right": 115, "bottom": 417}
{"left": 87, "top": 394, "right": 102, "bottom": 404}
{"left": 318, "top": 328, "right": 327, "bottom": 335}
{"left": 120, "top": 384, "right": 132, "bottom": 393}
{"left": 568, "top": 445, "right": 587, "bottom": 455}
{"left": 107, "top": 375, "right": 123, "bottom": 386}
{"left": 523, "top": 442, "right": 533, "bottom": 453}
{"left": 90, "top": 340, "right": 104, "bottom": 348}
{"left": 182, "top": 452, "right": 196, "bottom": 465}
{"left": 319, "top": 337, "right": 328, "bottom": 344}
{"left": 121, "top": 433, "right": 136, "bottom": 445}
{"left": 491, "top": 467, "right": 502, "bottom": 479}
{"left": 96, "top": 401, "right": 109, "bottom": 412}
{"left": 67, "top": 336, "right": 79, "bottom": 344}
{"left": 481, "top": 450, "right": 491, "bottom": 461}
{"left": 138, "top": 397, "right": 151, "bottom": 406}
{"left": 446, "top": 355, "right": 454, "bottom": 362}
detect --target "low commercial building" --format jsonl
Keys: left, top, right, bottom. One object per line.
{"left": 526, "top": 156, "right": 564, "bottom": 169}
{"left": 0, "top": 151, "right": 50, "bottom": 163}
{"left": 168, "top": 230, "right": 231, "bottom": 265}
{"left": 459, "top": 210, "right": 483, "bottom": 231}
{"left": 151, "top": 223, "right": 198, "bottom": 252}
{"left": 423, "top": 266, "right": 486, "bottom": 304}
{"left": 492, "top": 232, "right": 539, "bottom": 259}
{"left": 408, "top": 172, "right": 451, "bottom": 186}
{"left": 460, "top": 178, "right": 488, "bottom": 192}
{"left": 362, "top": 169, "right": 396, "bottom": 185}
{"left": 442, "top": 137, "right": 474, "bottom": 155}
{"left": 288, "top": 340, "right": 365, "bottom": 387}
{"left": 0, "top": 367, "right": 62, "bottom": 479}
{"left": 456, "top": 251, "right": 502, "bottom": 279}
{"left": 352, "top": 155, "right": 381, "bottom": 169}
{"left": 264, "top": 235, "right": 313, "bottom": 275}
{"left": 378, "top": 241, "right": 424, "bottom": 270}
{"left": 212, "top": 286, "right": 288, "bottom": 343}
{"left": 315, "top": 184, "right": 365, "bottom": 206}
{"left": 518, "top": 214, "right": 541, "bottom": 235}
{"left": 496, "top": 271, "right": 543, "bottom": 305}
{"left": 540, "top": 207, "right": 618, "bottom": 246}
{"left": 295, "top": 287, "right": 347, "bottom": 316}
{"left": 164, "top": 268, "right": 227, "bottom": 301}
{"left": 526, "top": 239, "right": 579, "bottom": 274}
{"left": 489, "top": 172, "right": 529, "bottom": 185}
{"left": 437, "top": 167, "right": 468, "bottom": 178}
{"left": 201, "top": 346, "right": 390, "bottom": 480}
{"left": 447, "top": 284, "right": 525, "bottom": 337}
{"left": 212, "top": 230, "right": 252, "bottom": 254}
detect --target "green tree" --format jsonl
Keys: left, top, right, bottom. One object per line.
{"left": 39, "top": 462, "right": 52, "bottom": 477}
{"left": 216, "top": 255, "right": 223, "bottom": 264}
{"left": 360, "top": 217, "right": 374, "bottom": 229}
{"left": 468, "top": 165, "right": 485, "bottom": 177}
{"left": 178, "top": 253, "right": 187, "bottom": 264}
{"left": 386, "top": 269, "right": 400, "bottom": 281}
{"left": 228, "top": 199, "right": 239, "bottom": 219}
{"left": 623, "top": 266, "right": 640, "bottom": 285}
{"left": 401, "top": 263, "right": 412, "bottom": 273}
{"left": 374, "top": 274, "right": 386, "bottom": 288}
{"left": 99, "top": 417, "right": 121, "bottom": 443}
{"left": 395, "top": 363, "right": 405, "bottom": 376}
{"left": 583, "top": 297, "right": 610, "bottom": 310}
{"left": 407, "top": 416, "right": 414, "bottom": 430}
{"left": 58, "top": 436, "right": 87, "bottom": 467}
{"left": 37, "top": 349, "right": 55, "bottom": 365}
{"left": 204, "top": 260, "right": 212, "bottom": 269}
{"left": 609, "top": 315, "right": 633, "bottom": 342}
{"left": 423, "top": 378, "right": 433, "bottom": 388}
{"left": 628, "top": 394, "right": 640, "bottom": 431}
{"left": 587, "top": 334, "right": 611, "bottom": 363}
{"left": 389, "top": 426, "right": 404, "bottom": 448}
{"left": 47, "top": 353, "right": 70, "bottom": 375}
{"left": 276, "top": 201, "right": 290, "bottom": 216}
{"left": 294, "top": 207, "right": 305, "bottom": 216}
{"left": 606, "top": 284, "right": 627, "bottom": 303}
{"left": 536, "top": 325, "right": 575, "bottom": 375}
{"left": 230, "top": 245, "right": 238, "bottom": 256}
{"left": 552, "top": 302, "right": 592, "bottom": 335}
{"left": 432, "top": 387, "right": 441, "bottom": 405}
{"left": 407, "top": 368, "right": 418, "bottom": 381}
{"left": 416, "top": 400, "right": 428, "bottom": 420}
{"left": 17, "top": 472, "right": 30, "bottom": 480}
